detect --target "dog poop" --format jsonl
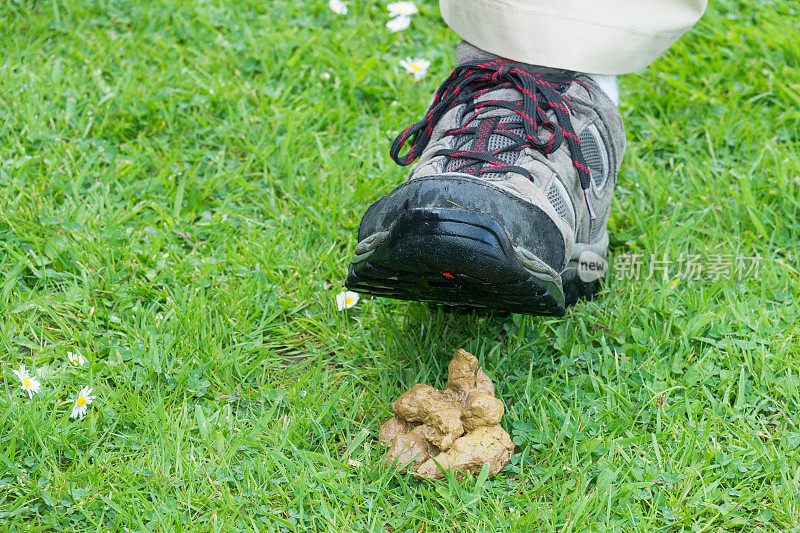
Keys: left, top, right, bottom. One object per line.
{"left": 379, "top": 349, "right": 514, "bottom": 480}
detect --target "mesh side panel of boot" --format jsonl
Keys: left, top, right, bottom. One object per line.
{"left": 546, "top": 179, "right": 575, "bottom": 230}
{"left": 578, "top": 125, "right": 609, "bottom": 191}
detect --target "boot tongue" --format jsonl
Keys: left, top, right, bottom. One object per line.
{"left": 444, "top": 86, "right": 551, "bottom": 176}
{"left": 475, "top": 88, "right": 519, "bottom": 108}
{"left": 457, "top": 42, "right": 562, "bottom": 143}
{"left": 444, "top": 43, "right": 568, "bottom": 177}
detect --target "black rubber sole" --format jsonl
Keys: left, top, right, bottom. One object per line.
{"left": 345, "top": 208, "right": 572, "bottom": 315}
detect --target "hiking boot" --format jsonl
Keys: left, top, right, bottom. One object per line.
{"left": 345, "top": 42, "right": 625, "bottom": 315}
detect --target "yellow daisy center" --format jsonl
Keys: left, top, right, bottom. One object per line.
{"left": 23, "top": 377, "right": 32, "bottom": 387}
{"left": 346, "top": 298, "right": 355, "bottom": 306}
{"left": 77, "top": 396, "right": 87, "bottom": 407}
{"left": 411, "top": 65, "right": 421, "bottom": 71}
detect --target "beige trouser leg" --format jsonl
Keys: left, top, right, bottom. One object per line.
{"left": 440, "top": 0, "right": 707, "bottom": 74}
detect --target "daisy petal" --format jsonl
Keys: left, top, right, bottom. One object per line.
{"left": 400, "top": 57, "right": 431, "bottom": 80}
{"left": 329, "top": 0, "right": 348, "bottom": 15}
{"left": 387, "top": 2, "right": 418, "bottom": 17}
{"left": 336, "top": 290, "right": 360, "bottom": 311}
{"left": 71, "top": 386, "right": 97, "bottom": 419}
{"left": 386, "top": 15, "right": 411, "bottom": 32}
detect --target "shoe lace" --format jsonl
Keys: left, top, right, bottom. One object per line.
{"left": 390, "top": 59, "right": 597, "bottom": 219}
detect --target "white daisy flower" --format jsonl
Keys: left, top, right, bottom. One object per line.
{"left": 336, "top": 290, "right": 360, "bottom": 311}
{"left": 70, "top": 386, "right": 96, "bottom": 419}
{"left": 67, "top": 351, "right": 86, "bottom": 366}
{"left": 12, "top": 365, "right": 41, "bottom": 398}
{"left": 387, "top": 2, "right": 418, "bottom": 17}
{"left": 386, "top": 15, "right": 411, "bottom": 32}
{"left": 329, "top": 0, "right": 348, "bottom": 15}
{"left": 399, "top": 57, "right": 431, "bottom": 80}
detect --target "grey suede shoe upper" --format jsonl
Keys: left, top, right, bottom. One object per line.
{"left": 397, "top": 42, "right": 626, "bottom": 266}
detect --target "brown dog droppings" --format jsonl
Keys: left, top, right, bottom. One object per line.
{"left": 379, "top": 349, "right": 514, "bottom": 480}
{"left": 384, "top": 430, "right": 434, "bottom": 472}
{"left": 475, "top": 368, "right": 495, "bottom": 396}
{"left": 391, "top": 384, "right": 455, "bottom": 422}
{"left": 461, "top": 391, "right": 504, "bottom": 432}
{"left": 379, "top": 416, "right": 408, "bottom": 446}
{"left": 419, "top": 407, "right": 464, "bottom": 450}
{"left": 445, "top": 349, "right": 480, "bottom": 401}
{"left": 416, "top": 426, "right": 515, "bottom": 480}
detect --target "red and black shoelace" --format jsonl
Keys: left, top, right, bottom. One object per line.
{"left": 390, "top": 59, "right": 596, "bottom": 219}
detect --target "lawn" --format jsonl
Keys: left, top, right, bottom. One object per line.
{"left": 1, "top": 0, "right": 799, "bottom": 531}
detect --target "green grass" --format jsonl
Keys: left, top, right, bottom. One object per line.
{"left": 1, "top": 0, "right": 799, "bottom": 530}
